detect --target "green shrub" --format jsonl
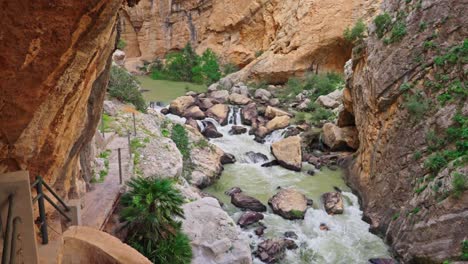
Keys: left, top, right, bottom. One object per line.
{"left": 308, "top": 106, "right": 334, "bottom": 124}
{"left": 462, "top": 240, "right": 468, "bottom": 261}
{"left": 404, "top": 93, "right": 430, "bottom": 120}
{"left": 109, "top": 65, "right": 147, "bottom": 112}
{"left": 424, "top": 153, "right": 447, "bottom": 173}
{"left": 344, "top": 19, "right": 367, "bottom": 43}
{"left": 295, "top": 112, "right": 307, "bottom": 124}
{"left": 374, "top": 12, "right": 392, "bottom": 38}
{"left": 121, "top": 177, "right": 191, "bottom": 264}
{"left": 192, "top": 49, "right": 221, "bottom": 85}
{"left": 399, "top": 82, "right": 413, "bottom": 92}
{"left": 222, "top": 63, "right": 239, "bottom": 76}
{"left": 171, "top": 124, "right": 190, "bottom": 160}
{"left": 117, "top": 39, "right": 127, "bottom": 50}
{"left": 392, "top": 212, "right": 400, "bottom": 221}
{"left": 389, "top": 21, "right": 407, "bottom": 43}
{"left": 452, "top": 172, "right": 467, "bottom": 199}
{"left": 418, "top": 21, "right": 427, "bottom": 32}
{"left": 164, "top": 43, "right": 199, "bottom": 82}
{"left": 413, "top": 151, "right": 422, "bottom": 160}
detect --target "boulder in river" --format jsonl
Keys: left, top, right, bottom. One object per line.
{"left": 261, "top": 160, "right": 279, "bottom": 167}
{"left": 183, "top": 106, "right": 205, "bottom": 120}
{"left": 241, "top": 103, "right": 257, "bottom": 125}
{"left": 182, "top": 198, "right": 252, "bottom": 264}
{"left": 169, "top": 96, "right": 195, "bottom": 115}
{"left": 229, "top": 93, "right": 251, "bottom": 105}
{"left": 220, "top": 153, "right": 236, "bottom": 164}
{"left": 271, "top": 136, "right": 302, "bottom": 171}
{"left": 225, "top": 187, "right": 243, "bottom": 196}
{"left": 265, "top": 106, "right": 292, "bottom": 119}
{"left": 209, "top": 90, "right": 230, "bottom": 103}
{"left": 160, "top": 108, "right": 169, "bottom": 115}
{"left": 266, "top": 116, "right": 290, "bottom": 132}
{"left": 268, "top": 188, "right": 308, "bottom": 220}
{"left": 237, "top": 211, "right": 264, "bottom": 228}
{"left": 322, "top": 192, "right": 344, "bottom": 215}
{"left": 315, "top": 89, "right": 343, "bottom": 109}
{"left": 197, "top": 97, "right": 214, "bottom": 111}
{"left": 185, "top": 118, "right": 200, "bottom": 132}
{"left": 283, "top": 231, "right": 298, "bottom": 239}
{"left": 206, "top": 104, "right": 230, "bottom": 125}
{"left": 369, "top": 258, "right": 396, "bottom": 264}
{"left": 322, "top": 123, "right": 359, "bottom": 150}
{"left": 202, "top": 122, "right": 223, "bottom": 138}
{"left": 245, "top": 151, "right": 269, "bottom": 163}
{"left": 255, "top": 238, "right": 296, "bottom": 263}
{"left": 230, "top": 192, "right": 267, "bottom": 212}
{"left": 255, "top": 225, "right": 266, "bottom": 236}
{"left": 229, "top": 126, "right": 247, "bottom": 135}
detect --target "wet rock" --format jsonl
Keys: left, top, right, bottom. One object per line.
{"left": 322, "top": 192, "right": 344, "bottom": 215}
{"left": 307, "top": 199, "right": 314, "bottom": 206}
{"left": 254, "top": 88, "right": 272, "bottom": 101}
{"left": 268, "top": 188, "right": 308, "bottom": 220}
{"left": 229, "top": 126, "right": 247, "bottom": 135}
{"left": 241, "top": 103, "right": 257, "bottom": 125}
{"left": 225, "top": 187, "right": 242, "bottom": 196}
{"left": 169, "top": 96, "right": 195, "bottom": 115}
{"left": 202, "top": 122, "right": 223, "bottom": 138}
{"left": 255, "top": 225, "right": 266, "bottom": 236}
{"left": 210, "top": 90, "right": 230, "bottom": 103}
{"left": 160, "top": 108, "right": 169, "bottom": 115}
{"left": 333, "top": 186, "right": 343, "bottom": 193}
{"left": 283, "top": 239, "right": 298, "bottom": 250}
{"left": 206, "top": 104, "right": 230, "bottom": 125}
{"left": 220, "top": 153, "right": 236, "bottom": 164}
{"left": 368, "top": 259, "right": 396, "bottom": 264}
{"left": 283, "top": 231, "right": 298, "bottom": 239}
{"left": 265, "top": 106, "right": 292, "bottom": 119}
{"left": 319, "top": 223, "right": 330, "bottom": 231}
{"left": 199, "top": 192, "right": 224, "bottom": 207}
{"left": 229, "top": 93, "right": 251, "bottom": 105}
{"left": 245, "top": 151, "right": 269, "bottom": 163}
{"left": 237, "top": 211, "right": 264, "bottom": 228}
{"left": 231, "top": 193, "right": 267, "bottom": 212}
{"left": 266, "top": 116, "right": 290, "bottom": 132}
{"left": 254, "top": 126, "right": 269, "bottom": 140}
{"left": 197, "top": 98, "right": 214, "bottom": 111}
{"left": 271, "top": 136, "right": 302, "bottom": 171}
{"left": 261, "top": 160, "right": 279, "bottom": 167}
{"left": 328, "top": 164, "right": 338, "bottom": 171}
{"left": 322, "top": 123, "right": 359, "bottom": 150}
{"left": 185, "top": 118, "right": 200, "bottom": 132}
{"left": 308, "top": 156, "right": 322, "bottom": 168}
{"left": 307, "top": 170, "right": 315, "bottom": 176}
{"left": 254, "top": 136, "right": 266, "bottom": 144}
{"left": 183, "top": 106, "right": 205, "bottom": 120}
{"left": 255, "top": 239, "right": 291, "bottom": 263}
{"left": 284, "top": 127, "right": 301, "bottom": 138}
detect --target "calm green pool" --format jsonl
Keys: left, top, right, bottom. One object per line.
{"left": 136, "top": 76, "right": 207, "bottom": 104}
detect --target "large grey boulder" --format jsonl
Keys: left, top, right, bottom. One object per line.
{"left": 182, "top": 198, "right": 252, "bottom": 264}
{"left": 271, "top": 136, "right": 302, "bottom": 171}
{"left": 268, "top": 188, "right": 308, "bottom": 220}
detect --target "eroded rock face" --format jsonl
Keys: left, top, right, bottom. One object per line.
{"left": 268, "top": 188, "right": 308, "bottom": 220}
{"left": 346, "top": 0, "right": 468, "bottom": 262}
{"left": 121, "top": 0, "right": 380, "bottom": 80}
{"left": 271, "top": 136, "right": 302, "bottom": 171}
{"left": 322, "top": 123, "right": 359, "bottom": 150}
{"left": 182, "top": 198, "right": 252, "bottom": 264}
{"left": 0, "top": 0, "right": 133, "bottom": 198}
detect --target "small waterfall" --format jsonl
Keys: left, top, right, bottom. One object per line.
{"left": 228, "top": 106, "right": 239, "bottom": 125}
{"left": 264, "top": 128, "right": 287, "bottom": 144}
{"left": 196, "top": 120, "right": 206, "bottom": 132}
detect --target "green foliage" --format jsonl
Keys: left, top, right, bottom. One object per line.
{"left": 413, "top": 150, "right": 422, "bottom": 160}
{"left": 308, "top": 105, "right": 334, "bottom": 124}
{"left": 392, "top": 212, "right": 400, "bottom": 221}
{"left": 374, "top": 12, "right": 392, "bottom": 38}
{"left": 171, "top": 124, "right": 190, "bottom": 160}
{"left": 117, "top": 39, "right": 127, "bottom": 50}
{"left": 418, "top": 21, "right": 427, "bottom": 32}
{"left": 161, "top": 129, "right": 170, "bottom": 138}
{"left": 344, "top": 19, "right": 366, "bottom": 43}
{"left": 192, "top": 139, "right": 212, "bottom": 150}
{"left": 150, "top": 43, "right": 221, "bottom": 85}
{"left": 290, "top": 210, "right": 305, "bottom": 218}
{"left": 99, "top": 149, "right": 111, "bottom": 159}
{"left": 383, "top": 21, "right": 407, "bottom": 44}
{"left": 423, "top": 41, "right": 437, "bottom": 50}
{"left": 434, "top": 39, "right": 468, "bottom": 66}
{"left": 424, "top": 153, "right": 447, "bottom": 174}
{"left": 399, "top": 82, "right": 413, "bottom": 92}
{"left": 461, "top": 240, "right": 468, "bottom": 261}
{"left": 222, "top": 63, "right": 239, "bottom": 76}
{"left": 294, "top": 112, "right": 307, "bottom": 124}
{"left": 403, "top": 92, "right": 430, "bottom": 120}
{"left": 109, "top": 65, "right": 147, "bottom": 112}
{"left": 281, "top": 72, "right": 344, "bottom": 103}
{"left": 121, "top": 177, "right": 191, "bottom": 264}
{"left": 130, "top": 138, "right": 145, "bottom": 153}
{"left": 452, "top": 172, "right": 467, "bottom": 199}
{"left": 414, "top": 185, "right": 427, "bottom": 194}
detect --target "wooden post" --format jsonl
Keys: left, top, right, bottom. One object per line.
{"left": 118, "top": 148, "right": 122, "bottom": 184}
{"left": 101, "top": 112, "right": 105, "bottom": 139}
{"left": 127, "top": 131, "right": 132, "bottom": 157}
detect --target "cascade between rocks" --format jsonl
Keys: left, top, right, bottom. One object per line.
{"left": 174, "top": 106, "right": 391, "bottom": 263}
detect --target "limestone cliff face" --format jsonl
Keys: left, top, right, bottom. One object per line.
{"left": 346, "top": 0, "right": 467, "bottom": 262}
{"left": 0, "top": 0, "right": 137, "bottom": 198}
{"left": 121, "top": 0, "right": 380, "bottom": 82}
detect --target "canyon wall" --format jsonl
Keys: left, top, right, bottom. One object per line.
{"left": 120, "top": 0, "right": 381, "bottom": 82}
{"left": 346, "top": 0, "right": 467, "bottom": 262}
{"left": 0, "top": 0, "right": 137, "bottom": 198}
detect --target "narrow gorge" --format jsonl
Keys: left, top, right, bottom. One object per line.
{"left": 0, "top": 0, "right": 466, "bottom": 264}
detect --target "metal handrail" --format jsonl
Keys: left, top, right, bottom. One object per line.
{"left": 31, "top": 176, "right": 71, "bottom": 245}
{"left": 1, "top": 194, "right": 20, "bottom": 264}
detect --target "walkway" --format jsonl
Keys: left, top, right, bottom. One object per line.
{"left": 81, "top": 134, "right": 132, "bottom": 229}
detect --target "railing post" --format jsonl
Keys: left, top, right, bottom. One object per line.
{"left": 118, "top": 148, "right": 122, "bottom": 185}
{"left": 10, "top": 217, "right": 22, "bottom": 264}
{"left": 101, "top": 111, "right": 105, "bottom": 139}
{"left": 2, "top": 194, "right": 14, "bottom": 264}
{"left": 132, "top": 113, "right": 137, "bottom": 136}
{"left": 127, "top": 131, "right": 132, "bottom": 158}
{"left": 36, "top": 176, "right": 48, "bottom": 245}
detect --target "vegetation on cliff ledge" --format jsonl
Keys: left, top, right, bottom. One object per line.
{"left": 109, "top": 65, "right": 147, "bottom": 112}
{"left": 120, "top": 177, "right": 192, "bottom": 264}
